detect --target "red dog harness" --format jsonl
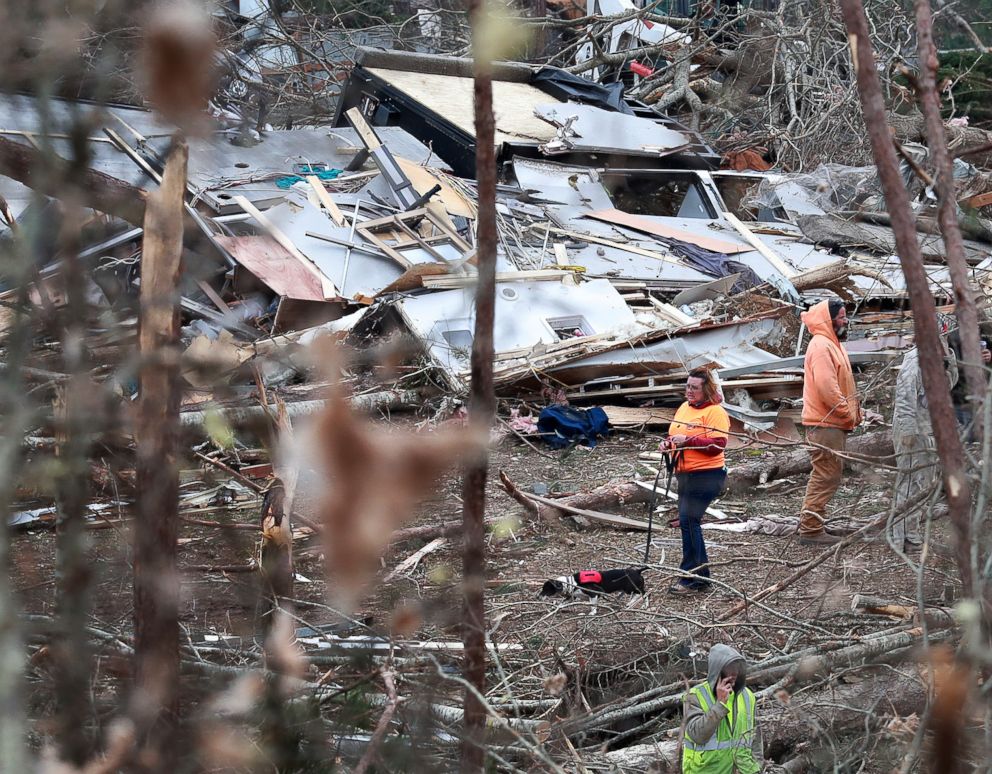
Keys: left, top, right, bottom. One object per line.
{"left": 578, "top": 570, "right": 602, "bottom": 584}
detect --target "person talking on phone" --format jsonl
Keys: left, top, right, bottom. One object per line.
{"left": 947, "top": 329, "right": 992, "bottom": 441}
{"left": 682, "top": 643, "right": 763, "bottom": 773}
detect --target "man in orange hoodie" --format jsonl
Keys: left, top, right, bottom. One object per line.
{"left": 798, "top": 299, "right": 862, "bottom": 544}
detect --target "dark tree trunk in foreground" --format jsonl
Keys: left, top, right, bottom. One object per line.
{"left": 914, "top": 0, "right": 986, "bottom": 436}
{"left": 53, "top": 215, "right": 95, "bottom": 765}
{"left": 840, "top": 0, "right": 975, "bottom": 597}
{"left": 133, "top": 139, "right": 187, "bottom": 769}
{"left": 461, "top": 3, "right": 498, "bottom": 770}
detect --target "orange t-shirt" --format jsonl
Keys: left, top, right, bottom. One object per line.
{"left": 668, "top": 402, "right": 730, "bottom": 472}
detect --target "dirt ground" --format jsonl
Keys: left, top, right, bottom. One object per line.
{"left": 10, "top": 368, "right": 964, "bottom": 769}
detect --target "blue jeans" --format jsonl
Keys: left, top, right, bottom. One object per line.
{"left": 676, "top": 468, "right": 727, "bottom": 588}
{"left": 956, "top": 406, "right": 975, "bottom": 442}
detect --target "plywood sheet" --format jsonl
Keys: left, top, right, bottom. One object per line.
{"left": 586, "top": 208, "right": 751, "bottom": 255}
{"left": 602, "top": 406, "right": 675, "bottom": 427}
{"left": 369, "top": 68, "right": 562, "bottom": 144}
{"left": 216, "top": 235, "right": 325, "bottom": 301}
{"left": 396, "top": 157, "right": 475, "bottom": 218}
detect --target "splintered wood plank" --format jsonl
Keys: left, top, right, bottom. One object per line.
{"left": 601, "top": 406, "right": 675, "bottom": 427}
{"left": 306, "top": 176, "right": 346, "bottom": 226}
{"left": 521, "top": 491, "right": 651, "bottom": 531}
{"left": 586, "top": 208, "right": 751, "bottom": 255}
{"left": 357, "top": 227, "right": 414, "bottom": 269}
{"left": 345, "top": 107, "right": 383, "bottom": 151}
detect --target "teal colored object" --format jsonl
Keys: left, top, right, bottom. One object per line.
{"left": 275, "top": 167, "right": 342, "bottom": 189}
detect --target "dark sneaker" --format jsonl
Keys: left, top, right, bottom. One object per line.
{"left": 799, "top": 531, "right": 841, "bottom": 545}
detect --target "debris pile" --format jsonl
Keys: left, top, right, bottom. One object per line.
{"left": 1, "top": 48, "right": 989, "bottom": 482}
{"left": 3, "top": 29, "right": 991, "bottom": 773}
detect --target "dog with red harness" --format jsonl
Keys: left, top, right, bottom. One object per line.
{"left": 539, "top": 568, "right": 648, "bottom": 613}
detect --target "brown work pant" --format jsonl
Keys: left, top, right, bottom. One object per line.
{"left": 799, "top": 426, "right": 848, "bottom": 534}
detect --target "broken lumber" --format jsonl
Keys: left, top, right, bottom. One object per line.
{"left": 722, "top": 210, "right": 797, "bottom": 276}
{"left": 234, "top": 195, "right": 338, "bottom": 299}
{"left": 383, "top": 537, "right": 446, "bottom": 581}
{"left": 633, "top": 473, "right": 728, "bottom": 519}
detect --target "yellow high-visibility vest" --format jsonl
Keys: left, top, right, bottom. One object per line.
{"left": 682, "top": 680, "right": 759, "bottom": 774}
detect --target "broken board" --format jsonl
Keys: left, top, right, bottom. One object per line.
{"left": 585, "top": 209, "right": 751, "bottom": 255}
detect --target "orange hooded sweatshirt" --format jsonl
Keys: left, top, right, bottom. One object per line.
{"left": 801, "top": 300, "right": 861, "bottom": 430}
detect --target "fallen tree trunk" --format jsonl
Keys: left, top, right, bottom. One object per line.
{"left": 178, "top": 389, "right": 425, "bottom": 428}
{"left": 790, "top": 259, "right": 893, "bottom": 296}
{"left": 500, "top": 432, "right": 893, "bottom": 520}
{"left": 891, "top": 109, "right": 992, "bottom": 170}
{"left": 593, "top": 672, "right": 929, "bottom": 770}
{"left": 796, "top": 214, "right": 989, "bottom": 264}
{"left": 724, "top": 430, "right": 893, "bottom": 494}
{"left": 761, "top": 672, "right": 927, "bottom": 762}
{"left": 499, "top": 470, "right": 652, "bottom": 525}
{"left": 851, "top": 594, "right": 955, "bottom": 626}
{"left": 559, "top": 626, "right": 950, "bottom": 739}
{"left": 0, "top": 135, "right": 150, "bottom": 227}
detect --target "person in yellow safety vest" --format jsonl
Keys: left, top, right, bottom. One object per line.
{"left": 682, "top": 643, "right": 763, "bottom": 773}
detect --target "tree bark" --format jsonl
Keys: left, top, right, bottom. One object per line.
{"left": 560, "top": 626, "right": 944, "bottom": 740}
{"left": 132, "top": 139, "right": 187, "bottom": 770}
{"left": 851, "top": 594, "right": 955, "bottom": 626}
{"left": 500, "top": 471, "right": 653, "bottom": 524}
{"left": 52, "top": 210, "right": 95, "bottom": 764}
{"left": 891, "top": 109, "right": 992, "bottom": 169}
{"left": 594, "top": 673, "right": 928, "bottom": 770}
{"left": 0, "top": 135, "right": 149, "bottom": 227}
{"left": 461, "top": 3, "right": 498, "bottom": 770}
{"left": 914, "top": 0, "right": 985, "bottom": 437}
{"left": 259, "top": 399, "right": 296, "bottom": 620}
{"left": 724, "top": 431, "right": 893, "bottom": 494}
{"left": 177, "top": 389, "right": 425, "bottom": 428}
{"left": 500, "top": 432, "right": 893, "bottom": 523}
{"left": 840, "top": 0, "right": 975, "bottom": 597}
{"left": 760, "top": 673, "right": 928, "bottom": 759}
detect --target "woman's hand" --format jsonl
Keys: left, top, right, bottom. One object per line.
{"left": 668, "top": 434, "right": 688, "bottom": 448}
{"left": 715, "top": 675, "right": 735, "bottom": 703}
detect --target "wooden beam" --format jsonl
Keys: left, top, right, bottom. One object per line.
{"left": 356, "top": 227, "right": 414, "bottom": 269}
{"left": 345, "top": 107, "right": 383, "bottom": 151}
{"left": 722, "top": 211, "right": 798, "bottom": 278}
{"left": 359, "top": 207, "right": 429, "bottom": 231}
{"left": 532, "top": 225, "right": 686, "bottom": 267}
{"left": 306, "top": 176, "right": 346, "bottom": 226}
{"left": 421, "top": 270, "right": 575, "bottom": 289}
{"left": 521, "top": 491, "right": 652, "bottom": 531}
{"left": 632, "top": 477, "right": 728, "bottom": 519}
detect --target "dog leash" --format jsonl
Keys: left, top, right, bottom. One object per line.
{"left": 643, "top": 447, "right": 681, "bottom": 565}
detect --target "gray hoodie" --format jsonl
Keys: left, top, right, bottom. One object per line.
{"left": 683, "top": 644, "right": 763, "bottom": 765}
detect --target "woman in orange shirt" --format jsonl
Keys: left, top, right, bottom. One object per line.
{"left": 661, "top": 367, "right": 730, "bottom": 595}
